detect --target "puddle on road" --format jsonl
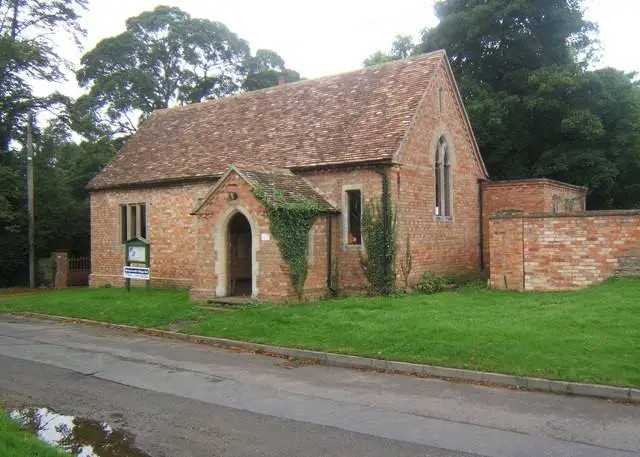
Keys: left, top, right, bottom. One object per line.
{"left": 10, "top": 407, "right": 151, "bottom": 457}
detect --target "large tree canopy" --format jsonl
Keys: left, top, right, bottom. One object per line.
{"left": 421, "top": 0, "right": 595, "bottom": 90}
{"left": 0, "top": 0, "right": 87, "bottom": 150}
{"left": 410, "top": 0, "right": 639, "bottom": 209}
{"left": 76, "top": 6, "right": 299, "bottom": 137}
{"left": 0, "top": 0, "right": 89, "bottom": 286}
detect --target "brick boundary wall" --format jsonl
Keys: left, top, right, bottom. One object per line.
{"left": 482, "top": 179, "right": 587, "bottom": 270}
{"left": 489, "top": 210, "right": 640, "bottom": 291}
{"left": 52, "top": 250, "right": 69, "bottom": 289}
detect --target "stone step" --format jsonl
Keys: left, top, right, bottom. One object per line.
{"left": 198, "top": 305, "right": 236, "bottom": 313}
{"left": 205, "top": 296, "right": 255, "bottom": 308}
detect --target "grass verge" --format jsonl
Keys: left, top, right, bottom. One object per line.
{"left": 1, "top": 279, "right": 639, "bottom": 387}
{"left": 0, "top": 411, "right": 67, "bottom": 457}
{"left": 0, "top": 288, "right": 205, "bottom": 328}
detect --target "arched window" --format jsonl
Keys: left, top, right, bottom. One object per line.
{"left": 434, "top": 136, "right": 452, "bottom": 218}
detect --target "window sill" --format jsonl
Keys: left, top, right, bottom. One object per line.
{"left": 344, "top": 243, "right": 364, "bottom": 251}
{"left": 433, "top": 215, "right": 453, "bottom": 223}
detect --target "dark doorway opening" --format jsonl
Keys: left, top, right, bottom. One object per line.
{"left": 227, "top": 212, "right": 252, "bottom": 296}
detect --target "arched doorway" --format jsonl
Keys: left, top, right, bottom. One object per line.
{"left": 227, "top": 212, "right": 252, "bottom": 296}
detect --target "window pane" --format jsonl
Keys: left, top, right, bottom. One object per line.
{"left": 444, "top": 165, "right": 451, "bottom": 217}
{"left": 120, "top": 206, "right": 127, "bottom": 243}
{"left": 347, "top": 190, "right": 361, "bottom": 245}
{"left": 435, "top": 163, "right": 441, "bottom": 215}
{"left": 130, "top": 205, "right": 137, "bottom": 239}
{"left": 139, "top": 204, "right": 147, "bottom": 238}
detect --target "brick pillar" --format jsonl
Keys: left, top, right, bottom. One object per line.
{"left": 52, "top": 250, "right": 69, "bottom": 289}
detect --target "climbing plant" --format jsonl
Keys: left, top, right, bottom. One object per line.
{"left": 253, "top": 188, "right": 324, "bottom": 299}
{"left": 360, "top": 171, "right": 397, "bottom": 295}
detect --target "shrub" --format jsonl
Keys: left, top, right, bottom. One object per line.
{"left": 415, "top": 271, "right": 448, "bottom": 294}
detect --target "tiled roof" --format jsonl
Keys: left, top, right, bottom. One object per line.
{"left": 192, "top": 165, "right": 338, "bottom": 214}
{"left": 88, "top": 51, "right": 447, "bottom": 190}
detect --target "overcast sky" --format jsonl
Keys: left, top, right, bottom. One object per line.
{"left": 49, "top": 0, "right": 639, "bottom": 97}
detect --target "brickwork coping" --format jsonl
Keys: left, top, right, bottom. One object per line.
{"left": 482, "top": 178, "right": 588, "bottom": 193}
{"left": 491, "top": 209, "right": 640, "bottom": 219}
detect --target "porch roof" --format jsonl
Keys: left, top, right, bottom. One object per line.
{"left": 192, "top": 165, "right": 339, "bottom": 215}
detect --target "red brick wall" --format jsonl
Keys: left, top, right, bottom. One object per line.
{"left": 490, "top": 211, "right": 640, "bottom": 291}
{"left": 391, "top": 59, "right": 485, "bottom": 283}
{"left": 487, "top": 218, "right": 524, "bottom": 290}
{"left": 482, "top": 179, "right": 587, "bottom": 269}
{"left": 89, "top": 181, "right": 213, "bottom": 288}
{"left": 301, "top": 167, "right": 382, "bottom": 292}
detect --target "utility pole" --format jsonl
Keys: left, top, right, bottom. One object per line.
{"left": 27, "top": 113, "right": 35, "bottom": 289}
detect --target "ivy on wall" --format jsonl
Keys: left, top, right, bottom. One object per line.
{"left": 360, "top": 170, "right": 397, "bottom": 295}
{"left": 253, "top": 188, "right": 324, "bottom": 299}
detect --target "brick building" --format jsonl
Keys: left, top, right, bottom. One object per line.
{"left": 89, "top": 50, "right": 629, "bottom": 300}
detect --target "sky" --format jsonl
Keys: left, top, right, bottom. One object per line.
{"left": 48, "top": 0, "right": 640, "bottom": 97}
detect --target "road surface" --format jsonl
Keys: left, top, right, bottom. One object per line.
{"left": 0, "top": 315, "right": 638, "bottom": 457}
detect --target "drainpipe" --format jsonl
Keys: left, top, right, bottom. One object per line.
{"left": 479, "top": 178, "right": 486, "bottom": 270}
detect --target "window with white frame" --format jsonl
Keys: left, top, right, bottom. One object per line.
{"left": 120, "top": 203, "right": 147, "bottom": 243}
{"left": 434, "top": 136, "right": 452, "bottom": 218}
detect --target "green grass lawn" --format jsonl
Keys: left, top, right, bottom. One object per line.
{"left": 1, "top": 279, "right": 639, "bottom": 387}
{"left": 0, "top": 287, "right": 205, "bottom": 328}
{"left": 0, "top": 411, "right": 67, "bottom": 457}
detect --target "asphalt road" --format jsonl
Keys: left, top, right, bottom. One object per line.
{"left": 0, "top": 315, "right": 638, "bottom": 457}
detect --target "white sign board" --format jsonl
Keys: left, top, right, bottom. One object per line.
{"left": 127, "top": 245, "right": 146, "bottom": 263}
{"left": 123, "top": 266, "right": 150, "bottom": 280}
{"left": 261, "top": 233, "right": 270, "bottom": 241}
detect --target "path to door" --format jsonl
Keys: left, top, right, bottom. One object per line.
{"left": 0, "top": 315, "right": 638, "bottom": 457}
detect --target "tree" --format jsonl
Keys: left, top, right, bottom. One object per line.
{"left": 366, "top": 0, "right": 640, "bottom": 208}
{"left": 0, "top": 0, "right": 87, "bottom": 286}
{"left": 419, "top": 0, "right": 597, "bottom": 180}
{"left": 0, "top": 0, "right": 87, "bottom": 150}
{"left": 363, "top": 35, "right": 417, "bottom": 67}
{"left": 413, "top": 0, "right": 640, "bottom": 208}
{"left": 77, "top": 6, "right": 298, "bottom": 137}
{"left": 242, "top": 49, "right": 300, "bottom": 91}
{"left": 528, "top": 67, "right": 640, "bottom": 208}
{"left": 420, "top": 0, "right": 596, "bottom": 89}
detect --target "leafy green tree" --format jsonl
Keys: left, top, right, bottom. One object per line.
{"left": 412, "top": 0, "right": 640, "bottom": 208}
{"left": 0, "top": 0, "right": 87, "bottom": 286}
{"left": 76, "top": 6, "right": 250, "bottom": 135}
{"left": 419, "top": 0, "right": 597, "bottom": 179}
{"left": 420, "top": 0, "right": 595, "bottom": 90}
{"left": 363, "top": 35, "right": 417, "bottom": 67}
{"left": 528, "top": 67, "right": 640, "bottom": 208}
{"left": 0, "top": 0, "right": 87, "bottom": 150}
{"left": 242, "top": 49, "right": 300, "bottom": 91}
{"left": 33, "top": 121, "right": 117, "bottom": 257}
{"left": 77, "top": 6, "right": 299, "bottom": 137}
